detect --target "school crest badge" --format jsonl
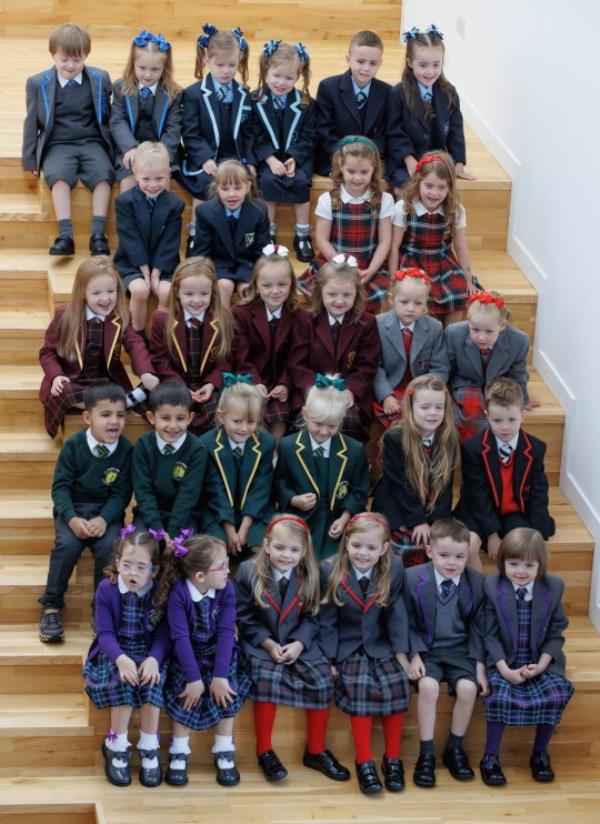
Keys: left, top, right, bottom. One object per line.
{"left": 172, "top": 461, "right": 188, "bottom": 483}
{"left": 102, "top": 467, "right": 120, "bottom": 486}
{"left": 244, "top": 232, "right": 255, "bottom": 247}
{"left": 336, "top": 480, "right": 349, "bottom": 500}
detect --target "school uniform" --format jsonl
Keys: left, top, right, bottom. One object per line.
{"left": 235, "top": 560, "right": 333, "bottom": 708}
{"left": 456, "top": 427, "right": 555, "bottom": 540}
{"left": 175, "top": 75, "right": 254, "bottom": 198}
{"left": 403, "top": 562, "right": 485, "bottom": 691}
{"left": 39, "top": 306, "right": 154, "bottom": 438}
{"left": 482, "top": 573, "right": 573, "bottom": 726}
{"left": 287, "top": 307, "right": 381, "bottom": 441}
{"left": 22, "top": 65, "right": 114, "bottom": 187}
{"left": 114, "top": 185, "right": 184, "bottom": 291}
{"left": 251, "top": 89, "right": 316, "bottom": 203}
{"left": 386, "top": 81, "right": 466, "bottom": 187}
{"left": 192, "top": 197, "right": 271, "bottom": 282}
{"left": 150, "top": 308, "right": 230, "bottom": 434}
{"left": 314, "top": 70, "right": 390, "bottom": 176}
{"left": 165, "top": 578, "right": 251, "bottom": 730}
{"left": 319, "top": 557, "right": 410, "bottom": 716}
{"left": 274, "top": 428, "right": 369, "bottom": 560}
{"left": 110, "top": 79, "right": 182, "bottom": 180}
{"left": 198, "top": 426, "right": 276, "bottom": 547}
{"left": 445, "top": 321, "right": 530, "bottom": 439}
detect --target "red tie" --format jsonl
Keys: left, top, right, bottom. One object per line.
{"left": 189, "top": 317, "right": 202, "bottom": 328}
{"left": 402, "top": 327, "right": 412, "bottom": 358}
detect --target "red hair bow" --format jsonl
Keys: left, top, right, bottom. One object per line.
{"left": 467, "top": 291, "right": 505, "bottom": 310}
{"left": 393, "top": 268, "right": 432, "bottom": 286}
{"left": 415, "top": 154, "right": 445, "bottom": 173}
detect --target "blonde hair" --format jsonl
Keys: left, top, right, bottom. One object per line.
{"left": 497, "top": 528, "right": 548, "bottom": 577}
{"left": 49, "top": 23, "right": 91, "bottom": 57}
{"left": 390, "top": 268, "right": 431, "bottom": 298}
{"left": 303, "top": 378, "right": 348, "bottom": 426}
{"left": 239, "top": 252, "right": 297, "bottom": 309}
{"left": 311, "top": 259, "right": 365, "bottom": 321}
{"left": 217, "top": 381, "right": 264, "bottom": 424}
{"left": 195, "top": 27, "right": 249, "bottom": 85}
{"left": 208, "top": 159, "right": 258, "bottom": 199}
{"left": 121, "top": 37, "right": 181, "bottom": 102}
{"left": 133, "top": 141, "right": 170, "bottom": 173}
{"left": 255, "top": 42, "right": 311, "bottom": 107}
{"left": 330, "top": 138, "right": 386, "bottom": 213}
{"left": 467, "top": 290, "right": 512, "bottom": 325}
{"left": 402, "top": 151, "right": 460, "bottom": 239}
{"left": 57, "top": 257, "right": 128, "bottom": 362}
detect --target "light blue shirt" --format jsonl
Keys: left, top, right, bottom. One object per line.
{"left": 418, "top": 81, "right": 433, "bottom": 101}
{"left": 225, "top": 206, "right": 241, "bottom": 219}
{"left": 352, "top": 78, "right": 371, "bottom": 97}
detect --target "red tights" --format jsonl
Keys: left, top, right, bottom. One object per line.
{"left": 254, "top": 702, "right": 331, "bottom": 756}
{"left": 350, "top": 713, "right": 405, "bottom": 764}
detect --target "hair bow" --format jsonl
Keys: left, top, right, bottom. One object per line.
{"left": 197, "top": 22, "right": 219, "bottom": 48}
{"left": 401, "top": 26, "right": 421, "bottom": 43}
{"left": 263, "top": 39, "right": 282, "bottom": 58}
{"left": 155, "top": 33, "right": 171, "bottom": 52}
{"left": 315, "top": 373, "right": 347, "bottom": 391}
{"left": 262, "top": 243, "right": 289, "bottom": 257}
{"left": 293, "top": 42, "right": 309, "bottom": 63}
{"left": 331, "top": 253, "right": 358, "bottom": 268}
{"left": 467, "top": 291, "right": 505, "bottom": 310}
{"left": 337, "top": 135, "right": 378, "bottom": 153}
{"left": 107, "top": 729, "right": 118, "bottom": 743}
{"left": 222, "top": 372, "right": 254, "bottom": 387}
{"left": 415, "top": 153, "right": 445, "bottom": 173}
{"left": 133, "top": 30, "right": 153, "bottom": 47}
{"left": 393, "top": 268, "right": 432, "bottom": 286}
{"left": 148, "top": 528, "right": 166, "bottom": 542}
{"left": 120, "top": 524, "right": 136, "bottom": 540}
{"left": 172, "top": 528, "right": 194, "bottom": 558}
{"left": 426, "top": 23, "right": 444, "bottom": 39}
{"left": 231, "top": 26, "right": 248, "bottom": 52}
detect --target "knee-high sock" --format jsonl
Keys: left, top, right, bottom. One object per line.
{"left": 305, "top": 707, "right": 330, "bottom": 755}
{"left": 484, "top": 721, "right": 505, "bottom": 756}
{"left": 382, "top": 713, "right": 404, "bottom": 759}
{"left": 533, "top": 723, "right": 555, "bottom": 753}
{"left": 350, "top": 715, "right": 373, "bottom": 764}
{"left": 254, "top": 701, "right": 277, "bottom": 755}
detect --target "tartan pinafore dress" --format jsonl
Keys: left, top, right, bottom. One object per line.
{"left": 389, "top": 441, "right": 436, "bottom": 568}
{"left": 185, "top": 319, "right": 218, "bottom": 436}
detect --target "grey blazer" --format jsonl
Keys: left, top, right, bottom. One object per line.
{"left": 445, "top": 321, "right": 529, "bottom": 402}
{"left": 373, "top": 311, "right": 449, "bottom": 402}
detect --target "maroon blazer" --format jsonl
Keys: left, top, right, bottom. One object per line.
{"left": 232, "top": 301, "right": 306, "bottom": 388}
{"left": 39, "top": 306, "right": 153, "bottom": 403}
{"left": 287, "top": 308, "right": 381, "bottom": 418}
{"left": 150, "top": 309, "right": 230, "bottom": 388}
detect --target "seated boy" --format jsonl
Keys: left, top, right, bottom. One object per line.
{"left": 132, "top": 381, "right": 207, "bottom": 542}
{"left": 39, "top": 384, "right": 132, "bottom": 642}
{"left": 403, "top": 518, "right": 488, "bottom": 788}
{"left": 455, "top": 377, "right": 555, "bottom": 560}
{"left": 22, "top": 23, "right": 114, "bottom": 257}
{"left": 314, "top": 30, "right": 390, "bottom": 176}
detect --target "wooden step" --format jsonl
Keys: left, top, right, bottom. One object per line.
{"left": 0, "top": 310, "right": 49, "bottom": 365}
{"left": 0, "top": 803, "right": 99, "bottom": 824}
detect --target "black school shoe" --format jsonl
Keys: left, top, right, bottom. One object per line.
{"left": 381, "top": 756, "right": 405, "bottom": 791}
{"left": 442, "top": 746, "right": 475, "bottom": 780}
{"left": 49, "top": 236, "right": 75, "bottom": 256}
{"left": 413, "top": 752, "right": 436, "bottom": 788}
{"left": 257, "top": 749, "right": 288, "bottom": 782}
{"left": 355, "top": 760, "right": 383, "bottom": 795}
{"left": 303, "top": 748, "right": 351, "bottom": 781}
{"left": 213, "top": 750, "right": 240, "bottom": 786}
{"left": 165, "top": 752, "right": 189, "bottom": 786}
{"left": 530, "top": 750, "right": 555, "bottom": 782}
{"left": 89, "top": 233, "right": 110, "bottom": 256}
{"left": 102, "top": 742, "right": 132, "bottom": 787}
{"left": 479, "top": 753, "right": 507, "bottom": 786}
{"left": 294, "top": 234, "right": 314, "bottom": 262}
{"left": 186, "top": 234, "right": 195, "bottom": 257}
{"left": 39, "top": 607, "right": 64, "bottom": 642}
{"left": 138, "top": 748, "right": 163, "bottom": 787}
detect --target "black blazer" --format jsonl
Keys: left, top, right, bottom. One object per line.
{"left": 314, "top": 70, "right": 390, "bottom": 175}
{"left": 456, "top": 427, "right": 555, "bottom": 539}
{"left": 319, "top": 556, "right": 408, "bottom": 662}
{"left": 110, "top": 79, "right": 182, "bottom": 164}
{"left": 234, "top": 560, "right": 323, "bottom": 662}
{"left": 483, "top": 573, "right": 568, "bottom": 676}
{"left": 113, "top": 186, "right": 184, "bottom": 277}
{"left": 372, "top": 425, "right": 454, "bottom": 530}
{"left": 251, "top": 89, "right": 316, "bottom": 173}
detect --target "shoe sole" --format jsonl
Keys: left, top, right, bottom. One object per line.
{"left": 39, "top": 633, "right": 64, "bottom": 643}
{"left": 303, "top": 760, "right": 351, "bottom": 781}
{"left": 165, "top": 773, "right": 188, "bottom": 787}
{"left": 358, "top": 784, "right": 383, "bottom": 795}
{"left": 260, "top": 769, "right": 288, "bottom": 782}
{"left": 480, "top": 774, "right": 507, "bottom": 787}
{"left": 139, "top": 774, "right": 163, "bottom": 788}
{"left": 413, "top": 777, "right": 436, "bottom": 788}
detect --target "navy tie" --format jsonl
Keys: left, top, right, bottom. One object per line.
{"left": 516, "top": 587, "right": 528, "bottom": 601}
{"left": 273, "top": 95, "right": 286, "bottom": 111}
{"left": 140, "top": 86, "right": 152, "bottom": 99}
{"left": 359, "top": 577, "right": 369, "bottom": 597}
{"left": 67, "top": 79, "right": 79, "bottom": 88}
{"left": 146, "top": 197, "right": 155, "bottom": 215}
{"left": 355, "top": 90, "right": 367, "bottom": 109}
{"left": 278, "top": 576, "right": 289, "bottom": 598}
{"left": 439, "top": 579, "right": 455, "bottom": 603}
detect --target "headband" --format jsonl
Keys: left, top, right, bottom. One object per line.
{"left": 346, "top": 512, "right": 390, "bottom": 533}
{"left": 222, "top": 372, "right": 254, "bottom": 387}
{"left": 331, "top": 252, "right": 358, "bottom": 268}
{"left": 172, "top": 528, "right": 194, "bottom": 558}
{"left": 231, "top": 26, "right": 248, "bottom": 53}
{"left": 337, "top": 135, "right": 378, "bottom": 153}
{"left": 133, "top": 30, "right": 171, "bottom": 52}
{"left": 262, "top": 243, "right": 289, "bottom": 257}
{"left": 415, "top": 153, "right": 446, "bottom": 173}
{"left": 263, "top": 39, "right": 282, "bottom": 58}
{"left": 293, "top": 42, "right": 309, "bottom": 63}
{"left": 467, "top": 291, "right": 506, "bottom": 310}
{"left": 266, "top": 515, "right": 309, "bottom": 535}
{"left": 393, "top": 268, "right": 432, "bottom": 286}
{"left": 197, "top": 22, "right": 218, "bottom": 48}
{"left": 315, "top": 373, "right": 346, "bottom": 391}
{"left": 401, "top": 23, "right": 444, "bottom": 43}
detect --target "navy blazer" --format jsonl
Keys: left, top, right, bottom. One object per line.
{"left": 251, "top": 89, "right": 316, "bottom": 173}
{"left": 234, "top": 560, "right": 323, "bottom": 661}
{"left": 113, "top": 186, "right": 184, "bottom": 277}
{"left": 483, "top": 573, "right": 568, "bottom": 676}
{"left": 193, "top": 197, "right": 271, "bottom": 279}
{"left": 386, "top": 81, "right": 466, "bottom": 184}
{"left": 403, "top": 562, "right": 485, "bottom": 661}
{"left": 314, "top": 70, "right": 390, "bottom": 175}
{"left": 319, "top": 556, "right": 409, "bottom": 662}
{"left": 22, "top": 65, "right": 113, "bottom": 172}
{"left": 110, "top": 79, "right": 182, "bottom": 164}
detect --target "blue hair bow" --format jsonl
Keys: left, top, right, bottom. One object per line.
{"left": 263, "top": 39, "right": 282, "bottom": 58}
{"left": 293, "top": 42, "right": 309, "bottom": 63}
{"left": 315, "top": 373, "right": 347, "bottom": 391}
{"left": 231, "top": 26, "right": 248, "bottom": 53}
{"left": 197, "top": 22, "right": 219, "bottom": 48}
{"left": 401, "top": 26, "right": 421, "bottom": 43}
{"left": 155, "top": 33, "right": 171, "bottom": 52}
{"left": 426, "top": 23, "right": 444, "bottom": 39}
{"left": 133, "top": 29, "right": 153, "bottom": 47}
{"left": 222, "top": 372, "right": 253, "bottom": 387}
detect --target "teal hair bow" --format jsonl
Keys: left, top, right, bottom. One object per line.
{"left": 222, "top": 372, "right": 254, "bottom": 387}
{"left": 315, "top": 373, "right": 347, "bottom": 391}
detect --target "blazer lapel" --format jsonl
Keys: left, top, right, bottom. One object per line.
{"left": 105, "top": 311, "right": 122, "bottom": 370}
{"left": 384, "top": 315, "right": 406, "bottom": 361}
{"left": 279, "top": 571, "right": 302, "bottom": 623}
{"left": 86, "top": 68, "right": 103, "bottom": 127}
{"left": 124, "top": 92, "right": 139, "bottom": 135}
{"left": 409, "top": 320, "right": 427, "bottom": 369}
{"left": 363, "top": 81, "right": 385, "bottom": 132}
{"left": 284, "top": 89, "right": 303, "bottom": 152}
{"left": 239, "top": 433, "right": 262, "bottom": 509}
{"left": 457, "top": 574, "right": 474, "bottom": 622}
{"left": 486, "top": 332, "right": 509, "bottom": 383}
{"left": 134, "top": 187, "right": 153, "bottom": 242}
{"left": 531, "top": 578, "right": 552, "bottom": 651}
{"left": 214, "top": 202, "right": 237, "bottom": 258}
{"left": 253, "top": 303, "right": 271, "bottom": 353}
{"left": 514, "top": 430, "right": 534, "bottom": 510}
{"left": 315, "top": 310, "right": 336, "bottom": 359}
{"left": 465, "top": 336, "right": 485, "bottom": 379}
{"left": 153, "top": 87, "right": 170, "bottom": 139}
{"left": 151, "top": 192, "right": 169, "bottom": 245}
{"left": 481, "top": 428, "right": 503, "bottom": 509}
{"left": 40, "top": 69, "right": 56, "bottom": 125}
{"left": 202, "top": 76, "right": 220, "bottom": 147}
{"left": 340, "top": 571, "right": 368, "bottom": 612}
{"left": 256, "top": 94, "right": 279, "bottom": 149}
{"left": 337, "top": 319, "right": 357, "bottom": 372}
{"left": 232, "top": 82, "right": 247, "bottom": 140}
{"left": 200, "top": 314, "right": 220, "bottom": 375}
{"left": 415, "top": 565, "right": 436, "bottom": 645}
{"left": 340, "top": 71, "right": 361, "bottom": 126}
{"left": 213, "top": 427, "right": 236, "bottom": 508}
{"left": 171, "top": 317, "right": 188, "bottom": 372}
{"left": 294, "top": 429, "right": 320, "bottom": 495}
{"left": 328, "top": 433, "right": 348, "bottom": 511}
{"left": 497, "top": 577, "right": 518, "bottom": 654}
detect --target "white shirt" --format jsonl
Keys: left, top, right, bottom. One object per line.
{"left": 139, "top": 82, "right": 158, "bottom": 96}
{"left": 315, "top": 186, "right": 394, "bottom": 221}
{"left": 512, "top": 580, "right": 533, "bottom": 602}
{"left": 327, "top": 311, "right": 345, "bottom": 326}
{"left": 58, "top": 72, "right": 83, "bottom": 88}
{"left": 399, "top": 321, "right": 415, "bottom": 333}
{"left": 85, "top": 305, "right": 106, "bottom": 322}
{"left": 184, "top": 308, "right": 206, "bottom": 327}
{"left": 309, "top": 434, "right": 331, "bottom": 457}
{"left": 495, "top": 434, "right": 519, "bottom": 452}
{"left": 186, "top": 579, "right": 215, "bottom": 602}
{"left": 351, "top": 564, "right": 372, "bottom": 581}
{"left": 273, "top": 568, "right": 292, "bottom": 582}
{"left": 434, "top": 569, "right": 461, "bottom": 591}
{"left": 118, "top": 574, "right": 153, "bottom": 598}
{"left": 86, "top": 428, "right": 119, "bottom": 457}
{"left": 392, "top": 198, "right": 467, "bottom": 230}
{"left": 266, "top": 306, "right": 283, "bottom": 322}
{"left": 155, "top": 432, "right": 187, "bottom": 455}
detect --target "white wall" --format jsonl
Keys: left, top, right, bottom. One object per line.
{"left": 401, "top": 0, "right": 600, "bottom": 626}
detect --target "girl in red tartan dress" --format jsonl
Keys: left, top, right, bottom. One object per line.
{"left": 298, "top": 136, "right": 393, "bottom": 313}
{"left": 389, "top": 151, "right": 476, "bottom": 325}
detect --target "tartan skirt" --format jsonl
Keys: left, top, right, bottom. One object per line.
{"left": 187, "top": 387, "right": 218, "bottom": 436}
{"left": 484, "top": 670, "right": 574, "bottom": 726}
{"left": 264, "top": 396, "right": 290, "bottom": 426}
{"left": 335, "top": 649, "right": 410, "bottom": 716}
{"left": 244, "top": 653, "right": 334, "bottom": 709}
{"left": 298, "top": 255, "right": 390, "bottom": 315}
{"left": 372, "top": 385, "right": 407, "bottom": 430}
{"left": 43, "top": 377, "right": 110, "bottom": 438}
{"left": 390, "top": 527, "right": 429, "bottom": 568}
{"left": 83, "top": 642, "right": 167, "bottom": 710}
{"left": 452, "top": 385, "right": 487, "bottom": 441}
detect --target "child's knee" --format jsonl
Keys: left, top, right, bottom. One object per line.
{"left": 418, "top": 677, "right": 440, "bottom": 702}
{"left": 130, "top": 279, "right": 151, "bottom": 300}
{"left": 455, "top": 678, "right": 477, "bottom": 700}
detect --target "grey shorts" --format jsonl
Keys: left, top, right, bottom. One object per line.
{"left": 42, "top": 141, "right": 114, "bottom": 189}
{"left": 420, "top": 650, "right": 478, "bottom": 695}
{"left": 122, "top": 270, "right": 173, "bottom": 295}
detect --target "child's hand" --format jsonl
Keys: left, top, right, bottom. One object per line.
{"left": 383, "top": 395, "right": 401, "bottom": 415}
{"left": 116, "top": 654, "right": 139, "bottom": 686}
{"left": 283, "top": 158, "right": 296, "bottom": 177}
{"left": 486, "top": 533, "right": 502, "bottom": 560}
{"left": 411, "top": 523, "right": 430, "bottom": 546}
{"left": 256, "top": 383, "right": 270, "bottom": 398}
{"left": 261, "top": 638, "right": 286, "bottom": 663}
{"left": 179, "top": 678, "right": 205, "bottom": 710}
{"left": 358, "top": 268, "right": 373, "bottom": 285}
{"left": 123, "top": 148, "right": 137, "bottom": 170}
{"left": 51, "top": 375, "right": 70, "bottom": 396}
{"left": 202, "top": 159, "right": 218, "bottom": 176}
{"left": 210, "top": 676, "right": 238, "bottom": 707}
{"left": 329, "top": 512, "right": 350, "bottom": 539}
{"left": 267, "top": 156, "right": 287, "bottom": 176}
{"left": 140, "top": 372, "right": 159, "bottom": 391}
{"left": 139, "top": 656, "right": 160, "bottom": 686}
{"left": 86, "top": 516, "right": 107, "bottom": 538}
{"left": 224, "top": 523, "right": 243, "bottom": 555}
{"left": 476, "top": 662, "right": 490, "bottom": 696}
{"left": 193, "top": 383, "right": 215, "bottom": 403}
{"left": 395, "top": 652, "right": 410, "bottom": 673}
{"left": 269, "top": 384, "right": 289, "bottom": 402}
{"left": 455, "top": 162, "right": 477, "bottom": 181}
{"left": 68, "top": 516, "right": 93, "bottom": 539}
{"left": 280, "top": 640, "right": 304, "bottom": 664}
{"left": 407, "top": 654, "right": 426, "bottom": 680}
{"left": 291, "top": 493, "right": 317, "bottom": 512}
{"left": 466, "top": 280, "right": 478, "bottom": 296}
{"left": 150, "top": 270, "right": 161, "bottom": 296}
{"left": 524, "top": 400, "right": 541, "bottom": 410}
{"left": 505, "top": 667, "right": 526, "bottom": 685}
{"left": 521, "top": 662, "right": 545, "bottom": 679}
{"left": 343, "top": 389, "right": 354, "bottom": 409}
{"left": 405, "top": 155, "right": 417, "bottom": 177}
{"left": 246, "top": 163, "right": 257, "bottom": 177}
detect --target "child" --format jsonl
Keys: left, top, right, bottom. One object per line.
{"left": 314, "top": 30, "right": 390, "bottom": 177}
{"left": 132, "top": 381, "right": 207, "bottom": 541}
{"left": 386, "top": 24, "right": 475, "bottom": 192}
{"left": 111, "top": 30, "right": 182, "bottom": 192}
{"left": 372, "top": 374, "right": 481, "bottom": 569}
{"left": 403, "top": 518, "right": 488, "bottom": 789}
{"left": 114, "top": 141, "right": 185, "bottom": 334}
{"left": 163, "top": 533, "right": 251, "bottom": 786}
{"left": 373, "top": 268, "right": 449, "bottom": 429}
{"left": 39, "top": 384, "right": 132, "bottom": 643}
{"left": 320, "top": 512, "right": 410, "bottom": 795}
{"left": 22, "top": 23, "right": 113, "bottom": 256}
{"left": 39, "top": 256, "right": 158, "bottom": 438}
{"left": 150, "top": 257, "right": 234, "bottom": 435}
{"left": 192, "top": 159, "right": 271, "bottom": 306}
{"left": 480, "top": 528, "right": 574, "bottom": 786}
{"left": 233, "top": 244, "right": 305, "bottom": 439}
{"left": 299, "top": 136, "right": 393, "bottom": 313}
{"left": 389, "top": 152, "right": 475, "bottom": 325}
{"left": 287, "top": 257, "right": 381, "bottom": 442}
{"left": 175, "top": 24, "right": 253, "bottom": 253}
{"left": 199, "top": 378, "right": 275, "bottom": 554}
{"left": 274, "top": 378, "right": 369, "bottom": 560}
{"left": 83, "top": 529, "right": 171, "bottom": 787}
{"left": 446, "top": 290, "right": 530, "bottom": 440}
{"left": 456, "top": 378, "right": 555, "bottom": 560}
{"left": 251, "top": 40, "right": 316, "bottom": 262}
{"left": 235, "top": 514, "right": 349, "bottom": 783}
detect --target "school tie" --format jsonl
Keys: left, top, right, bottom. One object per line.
{"left": 421, "top": 435, "right": 433, "bottom": 450}
{"left": 67, "top": 78, "right": 79, "bottom": 88}
{"left": 439, "top": 578, "right": 455, "bottom": 603}
{"left": 233, "top": 445, "right": 243, "bottom": 461}
{"left": 402, "top": 326, "right": 412, "bottom": 358}
{"left": 480, "top": 348, "right": 492, "bottom": 366}
{"left": 163, "top": 444, "right": 175, "bottom": 456}
{"left": 278, "top": 576, "right": 289, "bottom": 598}
{"left": 146, "top": 197, "right": 155, "bottom": 215}
{"left": 516, "top": 586, "right": 528, "bottom": 601}
{"left": 228, "top": 215, "right": 238, "bottom": 238}
{"left": 499, "top": 442, "right": 513, "bottom": 464}
{"left": 139, "top": 86, "right": 153, "bottom": 99}
{"left": 189, "top": 317, "right": 203, "bottom": 329}
{"left": 330, "top": 320, "right": 341, "bottom": 344}
{"left": 313, "top": 445, "right": 325, "bottom": 458}
{"left": 355, "top": 90, "right": 367, "bottom": 109}
{"left": 358, "top": 576, "right": 369, "bottom": 598}
{"left": 421, "top": 88, "right": 433, "bottom": 103}
{"left": 94, "top": 444, "right": 110, "bottom": 458}
{"left": 272, "top": 94, "right": 286, "bottom": 111}
{"left": 217, "top": 82, "right": 233, "bottom": 103}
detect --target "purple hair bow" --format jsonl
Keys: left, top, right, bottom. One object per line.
{"left": 120, "top": 524, "right": 136, "bottom": 540}
{"left": 172, "top": 528, "right": 194, "bottom": 558}
{"left": 148, "top": 528, "right": 166, "bottom": 542}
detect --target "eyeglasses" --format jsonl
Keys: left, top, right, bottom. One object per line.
{"left": 206, "top": 559, "right": 230, "bottom": 573}
{"left": 118, "top": 560, "right": 154, "bottom": 574}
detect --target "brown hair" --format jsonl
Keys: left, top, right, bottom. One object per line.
{"left": 467, "top": 290, "right": 512, "bottom": 325}
{"left": 497, "top": 528, "right": 548, "bottom": 577}
{"left": 402, "top": 151, "right": 461, "bottom": 239}
{"left": 157, "top": 534, "right": 228, "bottom": 607}
{"left": 330, "top": 138, "right": 386, "bottom": 214}
{"left": 208, "top": 158, "right": 259, "bottom": 199}
{"left": 195, "top": 27, "right": 249, "bottom": 85}
{"left": 349, "top": 30, "right": 384, "bottom": 52}
{"left": 401, "top": 30, "right": 456, "bottom": 117}
{"left": 254, "top": 42, "right": 312, "bottom": 107}
{"left": 430, "top": 517, "right": 470, "bottom": 547}
{"left": 103, "top": 529, "right": 165, "bottom": 610}
{"left": 56, "top": 257, "right": 128, "bottom": 363}
{"left": 311, "top": 258, "right": 365, "bottom": 322}
{"left": 485, "top": 377, "right": 524, "bottom": 410}
{"left": 239, "top": 252, "right": 298, "bottom": 309}
{"left": 121, "top": 37, "right": 181, "bottom": 102}
{"left": 49, "top": 23, "right": 91, "bottom": 57}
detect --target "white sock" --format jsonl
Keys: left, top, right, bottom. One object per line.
{"left": 212, "top": 734, "right": 235, "bottom": 769}
{"left": 295, "top": 223, "right": 310, "bottom": 236}
{"left": 106, "top": 730, "right": 129, "bottom": 768}
{"left": 169, "top": 735, "right": 191, "bottom": 770}
{"left": 138, "top": 731, "right": 159, "bottom": 769}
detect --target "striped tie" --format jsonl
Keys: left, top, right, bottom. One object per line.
{"left": 355, "top": 90, "right": 367, "bottom": 109}
{"left": 498, "top": 442, "right": 513, "bottom": 464}
{"left": 273, "top": 95, "right": 286, "bottom": 111}
{"left": 516, "top": 587, "right": 527, "bottom": 601}
{"left": 439, "top": 579, "right": 455, "bottom": 603}
{"left": 233, "top": 446, "right": 243, "bottom": 461}
{"left": 314, "top": 446, "right": 325, "bottom": 458}
{"left": 139, "top": 86, "right": 152, "bottom": 99}
{"left": 67, "top": 79, "right": 79, "bottom": 88}
{"left": 94, "top": 444, "right": 110, "bottom": 458}
{"left": 163, "top": 444, "right": 175, "bottom": 456}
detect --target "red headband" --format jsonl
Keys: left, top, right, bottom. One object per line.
{"left": 346, "top": 512, "right": 390, "bottom": 533}
{"left": 467, "top": 291, "right": 505, "bottom": 310}
{"left": 415, "top": 153, "right": 445, "bottom": 173}
{"left": 266, "top": 515, "right": 309, "bottom": 535}
{"left": 393, "top": 268, "right": 432, "bottom": 286}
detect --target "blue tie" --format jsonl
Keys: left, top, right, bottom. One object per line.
{"left": 439, "top": 579, "right": 455, "bottom": 603}
{"left": 273, "top": 95, "right": 286, "bottom": 111}
{"left": 517, "top": 587, "right": 527, "bottom": 601}
{"left": 218, "top": 83, "right": 233, "bottom": 103}
{"left": 355, "top": 90, "right": 367, "bottom": 109}
{"left": 140, "top": 86, "right": 152, "bottom": 99}
{"left": 67, "top": 79, "right": 78, "bottom": 88}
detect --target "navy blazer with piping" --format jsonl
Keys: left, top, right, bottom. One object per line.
{"left": 110, "top": 79, "right": 182, "bottom": 164}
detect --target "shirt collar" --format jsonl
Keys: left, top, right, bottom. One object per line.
{"left": 273, "top": 567, "right": 292, "bottom": 582}
{"left": 85, "top": 305, "right": 106, "bottom": 322}
{"left": 351, "top": 564, "right": 372, "bottom": 581}
{"left": 512, "top": 580, "right": 534, "bottom": 600}
{"left": 399, "top": 320, "right": 415, "bottom": 332}
{"left": 118, "top": 574, "right": 153, "bottom": 598}
{"left": 495, "top": 433, "right": 519, "bottom": 452}
{"left": 414, "top": 198, "right": 445, "bottom": 217}
{"left": 228, "top": 438, "right": 245, "bottom": 454}
{"left": 266, "top": 305, "right": 283, "bottom": 322}
{"left": 58, "top": 72, "right": 83, "bottom": 88}
{"left": 434, "top": 569, "right": 461, "bottom": 589}
{"left": 418, "top": 81, "right": 433, "bottom": 100}
{"left": 225, "top": 205, "right": 241, "bottom": 219}
{"left": 86, "top": 428, "right": 119, "bottom": 456}
{"left": 155, "top": 432, "right": 187, "bottom": 454}
{"left": 352, "top": 78, "right": 371, "bottom": 96}
{"left": 184, "top": 308, "right": 206, "bottom": 325}
{"left": 271, "top": 91, "right": 288, "bottom": 105}
{"left": 186, "top": 578, "right": 216, "bottom": 602}
{"left": 139, "top": 81, "right": 158, "bottom": 95}
{"left": 339, "top": 184, "right": 372, "bottom": 205}
{"left": 308, "top": 434, "right": 331, "bottom": 457}
{"left": 327, "top": 311, "right": 344, "bottom": 325}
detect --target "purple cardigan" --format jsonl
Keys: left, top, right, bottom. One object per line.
{"left": 87, "top": 577, "right": 171, "bottom": 664}
{"left": 167, "top": 578, "right": 237, "bottom": 682}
